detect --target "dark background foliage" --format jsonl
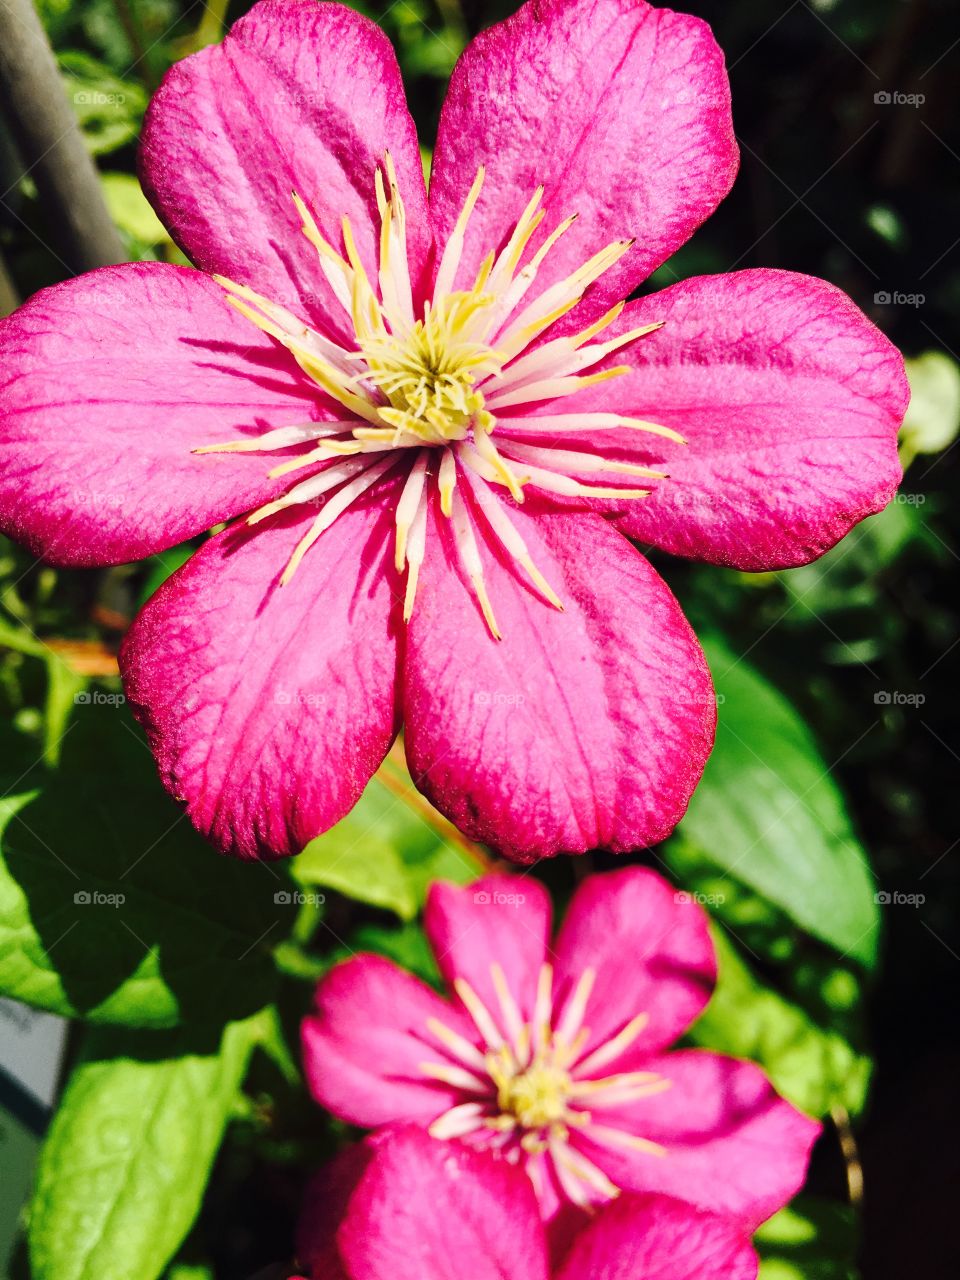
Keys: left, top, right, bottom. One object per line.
{"left": 1, "top": 2, "right": 958, "bottom": 1278}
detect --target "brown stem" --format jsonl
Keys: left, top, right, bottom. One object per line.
{"left": 0, "top": 0, "right": 125, "bottom": 272}
{"left": 832, "top": 1104, "right": 865, "bottom": 1209}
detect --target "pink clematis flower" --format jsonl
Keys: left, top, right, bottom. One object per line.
{"left": 0, "top": 0, "right": 907, "bottom": 861}
{"left": 295, "top": 1125, "right": 760, "bottom": 1280}
{"left": 301, "top": 869, "right": 820, "bottom": 1225}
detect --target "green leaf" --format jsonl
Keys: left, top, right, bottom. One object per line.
{"left": 662, "top": 836, "right": 871, "bottom": 1047}
{"left": 0, "top": 711, "right": 285, "bottom": 1027}
{"left": 58, "top": 52, "right": 147, "bottom": 156}
{"left": 900, "top": 350, "right": 960, "bottom": 462}
{"left": 29, "top": 1017, "right": 260, "bottom": 1280}
{"left": 100, "top": 173, "right": 170, "bottom": 246}
{"left": 137, "top": 544, "right": 196, "bottom": 608}
{"left": 689, "top": 930, "right": 871, "bottom": 1118}
{"left": 756, "top": 1195, "right": 859, "bottom": 1280}
{"left": 680, "top": 637, "right": 879, "bottom": 967}
{"left": 349, "top": 920, "right": 441, "bottom": 987}
{"left": 293, "top": 768, "right": 475, "bottom": 921}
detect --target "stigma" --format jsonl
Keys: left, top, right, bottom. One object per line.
{"left": 196, "top": 156, "right": 681, "bottom": 637}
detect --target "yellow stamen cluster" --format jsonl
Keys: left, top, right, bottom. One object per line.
{"left": 195, "top": 155, "right": 681, "bottom": 637}
{"left": 421, "top": 963, "right": 672, "bottom": 1208}
{"left": 358, "top": 291, "right": 500, "bottom": 443}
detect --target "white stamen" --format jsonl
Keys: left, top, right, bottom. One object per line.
{"left": 500, "top": 441, "right": 667, "bottom": 481}
{"left": 428, "top": 1102, "right": 490, "bottom": 1140}
{"left": 402, "top": 493, "right": 429, "bottom": 622}
{"left": 420, "top": 1061, "right": 491, "bottom": 1093}
{"left": 425, "top": 1016, "right": 489, "bottom": 1073}
{"left": 200, "top": 164, "right": 670, "bottom": 633}
{"left": 279, "top": 455, "right": 399, "bottom": 585}
{"left": 573, "top": 1013, "right": 651, "bottom": 1076}
{"left": 454, "top": 977, "right": 506, "bottom": 1051}
{"left": 554, "top": 968, "right": 596, "bottom": 1047}
{"left": 434, "top": 166, "right": 486, "bottom": 300}
{"left": 450, "top": 486, "right": 501, "bottom": 640}
{"left": 394, "top": 451, "right": 429, "bottom": 570}
{"left": 462, "top": 466, "right": 563, "bottom": 610}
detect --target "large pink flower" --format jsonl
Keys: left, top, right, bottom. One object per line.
{"left": 296, "top": 1125, "right": 760, "bottom": 1280}
{"left": 0, "top": 0, "right": 907, "bottom": 860}
{"left": 301, "top": 869, "right": 819, "bottom": 1226}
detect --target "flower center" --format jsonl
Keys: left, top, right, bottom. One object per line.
{"left": 493, "top": 1055, "right": 571, "bottom": 1131}
{"left": 357, "top": 291, "right": 500, "bottom": 444}
{"left": 197, "top": 156, "right": 682, "bottom": 636}
{"left": 421, "top": 962, "right": 672, "bottom": 1208}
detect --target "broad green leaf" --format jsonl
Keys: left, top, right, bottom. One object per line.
{"left": 757, "top": 1196, "right": 858, "bottom": 1280}
{"left": 689, "top": 931, "right": 871, "bottom": 1118}
{"left": 29, "top": 1017, "right": 260, "bottom": 1280}
{"left": 0, "top": 712, "right": 284, "bottom": 1027}
{"left": 58, "top": 52, "right": 147, "bottom": 156}
{"left": 680, "top": 637, "right": 879, "bottom": 967}
{"left": 663, "top": 836, "right": 870, "bottom": 1045}
{"left": 100, "top": 173, "right": 170, "bottom": 246}
{"left": 349, "top": 920, "right": 441, "bottom": 987}
{"left": 293, "top": 767, "right": 476, "bottom": 920}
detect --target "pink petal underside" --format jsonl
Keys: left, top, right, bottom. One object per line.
{"left": 402, "top": 502, "right": 715, "bottom": 862}
{"left": 337, "top": 1127, "right": 550, "bottom": 1280}
{"left": 552, "top": 867, "right": 716, "bottom": 1061}
{"left": 555, "top": 1193, "right": 758, "bottom": 1280}
{"left": 540, "top": 269, "right": 908, "bottom": 570}
{"left": 302, "top": 954, "right": 480, "bottom": 1128}
{"left": 429, "top": 0, "right": 737, "bottom": 321}
{"left": 424, "top": 876, "right": 553, "bottom": 1025}
{"left": 0, "top": 262, "right": 322, "bottom": 566}
{"left": 119, "top": 487, "right": 403, "bottom": 859}
{"left": 573, "top": 1049, "right": 821, "bottom": 1230}
{"left": 140, "top": 0, "right": 431, "bottom": 338}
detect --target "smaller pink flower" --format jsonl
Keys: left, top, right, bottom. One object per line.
{"left": 302, "top": 868, "right": 819, "bottom": 1226}
{"left": 296, "top": 1125, "right": 760, "bottom": 1280}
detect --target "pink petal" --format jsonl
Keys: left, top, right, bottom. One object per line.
{"left": 140, "top": 0, "right": 430, "bottom": 336}
{"left": 555, "top": 1193, "right": 758, "bottom": 1280}
{"left": 553, "top": 868, "right": 716, "bottom": 1060}
{"left": 0, "top": 263, "right": 319, "bottom": 566}
{"left": 429, "top": 0, "right": 736, "bottom": 316}
{"left": 337, "top": 1127, "right": 549, "bottom": 1280}
{"left": 424, "top": 876, "right": 552, "bottom": 1024}
{"left": 575, "top": 1050, "right": 821, "bottom": 1229}
{"left": 302, "top": 955, "right": 479, "bottom": 1127}
{"left": 403, "top": 505, "right": 715, "bottom": 862}
{"left": 120, "top": 489, "right": 402, "bottom": 859}
{"left": 597, "top": 270, "right": 908, "bottom": 569}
